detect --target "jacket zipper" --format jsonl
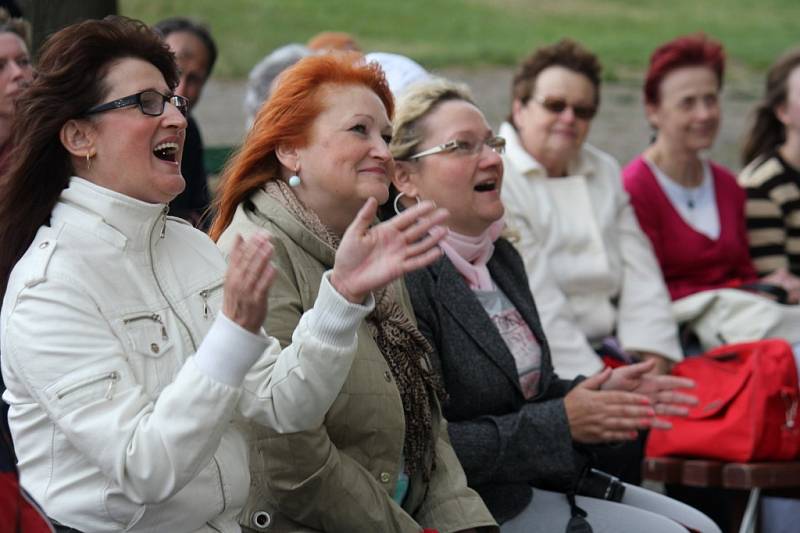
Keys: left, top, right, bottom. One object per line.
{"left": 147, "top": 211, "right": 197, "bottom": 350}
{"left": 160, "top": 205, "right": 168, "bottom": 239}
{"left": 147, "top": 206, "right": 225, "bottom": 509}
{"left": 199, "top": 282, "right": 224, "bottom": 319}
{"left": 123, "top": 313, "right": 168, "bottom": 340}
{"left": 56, "top": 371, "right": 119, "bottom": 400}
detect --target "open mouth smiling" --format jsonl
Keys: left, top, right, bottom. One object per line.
{"left": 474, "top": 178, "right": 498, "bottom": 192}
{"left": 153, "top": 142, "right": 179, "bottom": 162}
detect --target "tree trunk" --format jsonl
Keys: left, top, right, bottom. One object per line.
{"left": 17, "top": 0, "right": 117, "bottom": 56}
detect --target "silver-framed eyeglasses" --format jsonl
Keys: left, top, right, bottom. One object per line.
{"left": 85, "top": 90, "right": 188, "bottom": 117}
{"left": 408, "top": 135, "right": 506, "bottom": 160}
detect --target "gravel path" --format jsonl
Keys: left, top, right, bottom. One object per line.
{"left": 194, "top": 66, "right": 761, "bottom": 172}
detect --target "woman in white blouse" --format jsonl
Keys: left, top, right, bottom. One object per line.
{"left": 500, "top": 39, "right": 682, "bottom": 381}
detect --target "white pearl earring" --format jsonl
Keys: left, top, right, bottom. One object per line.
{"left": 288, "top": 164, "right": 301, "bottom": 187}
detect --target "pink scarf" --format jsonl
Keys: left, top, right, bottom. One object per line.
{"left": 439, "top": 219, "right": 505, "bottom": 290}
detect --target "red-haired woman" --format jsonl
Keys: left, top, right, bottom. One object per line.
{"left": 622, "top": 35, "right": 800, "bottom": 350}
{"left": 210, "top": 54, "right": 496, "bottom": 533}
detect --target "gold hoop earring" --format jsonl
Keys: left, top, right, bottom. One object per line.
{"left": 86, "top": 152, "right": 94, "bottom": 171}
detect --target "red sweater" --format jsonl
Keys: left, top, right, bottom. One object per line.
{"left": 622, "top": 156, "right": 758, "bottom": 300}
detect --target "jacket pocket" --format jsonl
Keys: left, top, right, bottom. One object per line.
{"left": 121, "top": 311, "right": 176, "bottom": 395}
{"left": 43, "top": 366, "right": 123, "bottom": 419}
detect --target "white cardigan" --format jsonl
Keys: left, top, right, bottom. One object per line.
{"left": 1, "top": 178, "right": 372, "bottom": 532}
{"left": 499, "top": 122, "right": 681, "bottom": 378}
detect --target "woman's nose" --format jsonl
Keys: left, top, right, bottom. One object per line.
{"left": 162, "top": 100, "right": 188, "bottom": 130}
{"left": 372, "top": 136, "right": 392, "bottom": 161}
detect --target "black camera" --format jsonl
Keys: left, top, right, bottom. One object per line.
{"left": 575, "top": 468, "right": 626, "bottom": 502}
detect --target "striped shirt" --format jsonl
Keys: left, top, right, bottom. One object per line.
{"left": 739, "top": 153, "right": 800, "bottom": 276}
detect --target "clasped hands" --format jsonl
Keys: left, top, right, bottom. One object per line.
{"left": 564, "top": 359, "right": 697, "bottom": 444}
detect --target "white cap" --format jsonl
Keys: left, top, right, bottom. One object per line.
{"left": 365, "top": 52, "right": 430, "bottom": 97}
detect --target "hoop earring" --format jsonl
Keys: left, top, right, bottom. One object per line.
{"left": 393, "top": 191, "right": 421, "bottom": 215}
{"left": 86, "top": 152, "right": 94, "bottom": 171}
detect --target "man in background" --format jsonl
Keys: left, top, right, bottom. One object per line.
{"left": 154, "top": 17, "right": 217, "bottom": 228}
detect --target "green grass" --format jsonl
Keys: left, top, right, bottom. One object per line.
{"left": 121, "top": 0, "right": 800, "bottom": 80}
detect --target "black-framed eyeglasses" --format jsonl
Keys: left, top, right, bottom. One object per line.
{"left": 408, "top": 135, "right": 506, "bottom": 160}
{"left": 85, "top": 90, "right": 188, "bottom": 117}
{"left": 533, "top": 95, "right": 597, "bottom": 120}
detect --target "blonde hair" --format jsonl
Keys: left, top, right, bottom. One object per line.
{"left": 390, "top": 77, "right": 475, "bottom": 161}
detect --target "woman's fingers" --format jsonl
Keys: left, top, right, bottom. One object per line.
{"left": 654, "top": 375, "right": 695, "bottom": 390}
{"left": 223, "top": 231, "right": 274, "bottom": 333}
{"left": 403, "top": 225, "right": 447, "bottom": 258}
{"left": 401, "top": 246, "right": 444, "bottom": 273}
{"left": 399, "top": 207, "right": 449, "bottom": 243}
{"left": 656, "top": 389, "right": 698, "bottom": 405}
{"left": 390, "top": 200, "right": 439, "bottom": 230}
{"left": 345, "top": 197, "right": 378, "bottom": 239}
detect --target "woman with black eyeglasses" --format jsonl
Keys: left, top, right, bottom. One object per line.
{"left": 499, "top": 39, "right": 682, "bottom": 384}
{"left": 0, "top": 17, "right": 443, "bottom": 532}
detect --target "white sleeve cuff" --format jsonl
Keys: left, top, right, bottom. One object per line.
{"left": 301, "top": 271, "right": 375, "bottom": 347}
{"left": 194, "top": 313, "right": 271, "bottom": 386}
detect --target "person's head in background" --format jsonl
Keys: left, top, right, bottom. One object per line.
{"left": 0, "top": 8, "right": 33, "bottom": 148}
{"left": 244, "top": 43, "right": 310, "bottom": 130}
{"left": 364, "top": 52, "right": 430, "bottom": 98}
{"left": 643, "top": 34, "right": 724, "bottom": 158}
{"left": 307, "top": 31, "right": 361, "bottom": 54}
{"left": 508, "top": 38, "right": 602, "bottom": 177}
{"left": 153, "top": 17, "right": 216, "bottom": 111}
{"left": 741, "top": 47, "right": 800, "bottom": 166}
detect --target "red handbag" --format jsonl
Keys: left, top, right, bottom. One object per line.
{"left": 646, "top": 339, "right": 800, "bottom": 462}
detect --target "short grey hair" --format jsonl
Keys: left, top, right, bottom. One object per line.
{"left": 244, "top": 44, "right": 311, "bottom": 129}
{"left": 390, "top": 77, "right": 475, "bottom": 161}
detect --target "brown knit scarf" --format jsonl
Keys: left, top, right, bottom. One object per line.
{"left": 263, "top": 180, "right": 444, "bottom": 479}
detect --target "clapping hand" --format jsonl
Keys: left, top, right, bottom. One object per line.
{"left": 330, "top": 197, "right": 448, "bottom": 304}
{"left": 222, "top": 232, "right": 278, "bottom": 333}
{"left": 601, "top": 359, "right": 697, "bottom": 427}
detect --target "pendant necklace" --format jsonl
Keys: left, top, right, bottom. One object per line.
{"left": 685, "top": 188, "right": 698, "bottom": 209}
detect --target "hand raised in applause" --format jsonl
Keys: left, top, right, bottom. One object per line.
{"left": 222, "top": 232, "right": 278, "bottom": 333}
{"left": 330, "top": 197, "right": 448, "bottom": 304}
{"left": 564, "top": 368, "right": 655, "bottom": 444}
{"left": 601, "top": 359, "right": 698, "bottom": 427}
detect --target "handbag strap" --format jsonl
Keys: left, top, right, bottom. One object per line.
{"left": 565, "top": 492, "right": 593, "bottom": 533}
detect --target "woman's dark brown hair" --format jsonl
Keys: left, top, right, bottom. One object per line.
{"left": 741, "top": 48, "right": 800, "bottom": 165}
{"left": 0, "top": 16, "right": 178, "bottom": 299}
{"left": 508, "top": 38, "right": 602, "bottom": 126}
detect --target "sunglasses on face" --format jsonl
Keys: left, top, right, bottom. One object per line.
{"left": 532, "top": 95, "right": 597, "bottom": 120}
{"left": 85, "top": 90, "right": 188, "bottom": 117}
{"left": 408, "top": 135, "right": 506, "bottom": 160}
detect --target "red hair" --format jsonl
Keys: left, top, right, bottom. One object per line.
{"left": 644, "top": 34, "right": 725, "bottom": 106}
{"left": 209, "top": 53, "right": 393, "bottom": 240}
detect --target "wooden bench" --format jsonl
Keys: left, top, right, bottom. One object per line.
{"left": 643, "top": 458, "right": 800, "bottom": 533}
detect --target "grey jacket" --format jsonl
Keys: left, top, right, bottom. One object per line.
{"left": 405, "top": 238, "right": 590, "bottom": 523}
